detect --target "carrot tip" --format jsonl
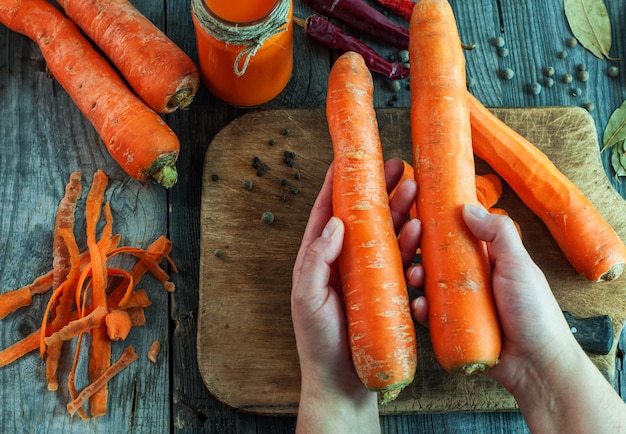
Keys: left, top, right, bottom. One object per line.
{"left": 600, "top": 263, "right": 624, "bottom": 282}
{"left": 455, "top": 360, "right": 498, "bottom": 376}
{"left": 167, "top": 87, "right": 196, "bottom": 112}
{"left": 144, "top": 153, "right": 178, "bottom": 188}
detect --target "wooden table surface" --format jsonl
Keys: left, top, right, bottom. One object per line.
{"left": 1, "top": 0, "right": 624, "bottom": 433}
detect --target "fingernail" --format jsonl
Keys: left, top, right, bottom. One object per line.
{"left": 465, "top": 203, "right": 488, "bottom": 219}
{"left": 321, "top": 217, "right": 340, "bottom": 239}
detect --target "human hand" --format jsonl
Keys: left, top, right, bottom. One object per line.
{"left": 291, "top": 158, "right": 420, "bottom": 430}
{"left": 457, "top": 204, "right": 626, "bottom": 432}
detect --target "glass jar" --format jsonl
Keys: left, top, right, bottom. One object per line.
{"left": 191, "top": 0, "right": 293, "bottom": 107}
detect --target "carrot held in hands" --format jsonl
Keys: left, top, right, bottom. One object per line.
{"left": 57, "top": 0, "right": 199, "bottom": 114}
{"left": 410, "top": 0, "right": 501, "bottom": 375}
{"left": 468, "top": 92, "right": 626, "bottom": 281}
{"left": 0, "top": 0, "right": 180, "bottom": 187}
{"left": 327, "top": 51, "right": 417, "bottom": 402}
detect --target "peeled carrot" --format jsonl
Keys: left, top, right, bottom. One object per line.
{"left": 468, "top": 92, "right": 626, "bottom": 281}
{"left": 0, "top": 0, "right": 180, "bottom": 187}
{"left": 410, "top": 0, "right": 501, "bottom": 375}
{"left": 57, "top": 0, "right": 199, "bottom": 114}
{"left": 327, "top": 51, "right": 417, "bottom": 402}
{"left": 475, "top": 174, "right": 502, "bottom": 209}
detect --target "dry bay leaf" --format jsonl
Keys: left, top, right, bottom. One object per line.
{"left": 603, "top": 99, "right": 626, "bottom": 151}
{"left": 610, "top": 140, "right": 626, "bottom": 178}
{"left": 564, "top": 0, "right": 612, "bottom": 60}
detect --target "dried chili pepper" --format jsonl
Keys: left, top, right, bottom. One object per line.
{"left": 375, "top": 0, "right": 414, "bottom": 22}
{"left": 296, "top": 16, "right": 410, "bottom": 80}
{"left": 302, "top": 0, "right": 409, "bottom": 49}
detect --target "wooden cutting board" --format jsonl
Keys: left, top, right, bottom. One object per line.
{"left": 197, "top": 107, "right": 626, "bottom": 415}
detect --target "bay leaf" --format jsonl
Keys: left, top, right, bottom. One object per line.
{"left": 602, "top": 99, "right": 626, "bottom": 151}
{"left": 610, "top": 140, "right": 626, "bottom": 177}
{"left": 564, "top": 0, "right": 612, "bottom": 60}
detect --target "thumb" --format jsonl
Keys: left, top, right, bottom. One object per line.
{"left": 462, "top": 204, "right": 528, "bottom": 262}
{"left": 292, "top": 217, "right": 345, "bottom": 307}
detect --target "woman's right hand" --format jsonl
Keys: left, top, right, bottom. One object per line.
{"left": 410, "top": 204, "right": 626, "bottom": 433}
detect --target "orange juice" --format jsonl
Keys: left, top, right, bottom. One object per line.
{"left": 192, "top": 0, "right": 293, "bottom": 107}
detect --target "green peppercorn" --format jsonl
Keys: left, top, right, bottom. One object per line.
{"left": 491, "top": 36, "right": 505, "bottom": 48}
{"left": 565, "top": 37, "right": 578, "bottom": 47}
{"left": 561, "top": 73, "right": 573, "bottom": 84}
{"left": 242, "top": 179, "right": 254, "bottom": 190}
{"left": 542, "top": 66, "right": 555, "bottom": 77}
{"left": 528, "top": 82, "right": 542, "bottom": 95}
{"left": 608, "top": 66, "right": 620, "bottom": 77}
{"left": 497, "top": 47, "right": 509, "bottom": 58}
{"left": 570, "top": 87, "right": 582, "bottom": 97}
{"left": 499, "top": 68, "right": 515, "bottom": 80}
{"left": 577, "top": 70, "right": 589, "bottom": 82}
{"left": 583, "top": 102, "right": 595, "bottom": 112}
{"left": 542, "top": 77, "right": 554, "bottom": 88}
{"left": 557, "top": 50, "right": 568, "bottom": 59}
{"left": 262, "top": 211, "right": 275, "bottom": 225}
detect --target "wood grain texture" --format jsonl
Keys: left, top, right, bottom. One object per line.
{"left": 198, "top": 107, "right": 626, "bottom": 415}
{"left": 1, "top": 0, "right": 626, "bottom": 432}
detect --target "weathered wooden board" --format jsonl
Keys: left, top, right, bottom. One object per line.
{"left": 197, "top": 107, "right": 626, "bottom": 415}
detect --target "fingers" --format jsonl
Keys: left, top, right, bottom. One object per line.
{"left": 390, "top": 178, "right": 417, "bottom": 233}
{"left": 411, "top": 296, "right": 428, "bottom": 328}
{"left": 462, "top": 204, "right": 530, "bottom": 264}
{"left": 398, "top": 218, "right": 421, "bottom": 267}
{"left": 294, "top": 163, "right": 335, "bottom": 273}
{"left": 384, "top": 157, "right": 406, "bottom": 195}
{"left": 292, "top": 217, "right": 345, "bottom": 307}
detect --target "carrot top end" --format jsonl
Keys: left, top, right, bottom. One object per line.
{"left": 143, "top": 152, "right": 178, "bottom": 188}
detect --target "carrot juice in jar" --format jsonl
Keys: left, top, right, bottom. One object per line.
{"left": 191, "top": 0, "right": 293, "bottom": 107}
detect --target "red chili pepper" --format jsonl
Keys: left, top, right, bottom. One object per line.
{"left": 375, "top": 0, "right": 415, "bottom": 22}
{"left": 302, "top": 0, "right": 409, "bottom": 50}
{"left": 296, "top": 16, "right": 410, "bottom": 80}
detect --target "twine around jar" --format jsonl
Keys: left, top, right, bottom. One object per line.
{"left": 191, "top": 0, "right": 290, "bottom": 77}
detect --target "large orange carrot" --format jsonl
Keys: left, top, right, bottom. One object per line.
{"left": 0, "top": 0, "right": 180, "bottom": 187}
{"left": 468, "top": 93, "right": 626, "bottom": 281}
{"left": 410, "top": 0, "right": 501, "bottom": 374}
{"left": 327, "top": 51, "right": 417, "bottom": 402}
{"left": 57, "top": 0, "right": 199, "bottom": 114}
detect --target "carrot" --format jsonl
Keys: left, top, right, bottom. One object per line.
{"left": 475, "top": 174, "right": 502, "bottom": 209}
{"left": 0, "top": 0, "right": 180, "bottom": 187}
{"left": 57, "top": 0, "right": 199, "bottom": 114}
{"left": 468, "top": 93, "right": 626, "bottom": 281}
{"left": 327, "top": 51, "right": 417, "bottom": 402}
{"left": 105, "top": 310, "right": 132, "bottom": 341}
{"left": 410, "top": 0, "right": 501, "bottom": 375}
{"left": 389, "top": 162, "right": 505, "bottom": 219}
{"left": 67, "top": 346, "right": 138, "bottom": 416}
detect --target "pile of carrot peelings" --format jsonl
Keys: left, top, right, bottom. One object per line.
{"left": 0, "top": 170, "right": 176, "bottom": 419}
